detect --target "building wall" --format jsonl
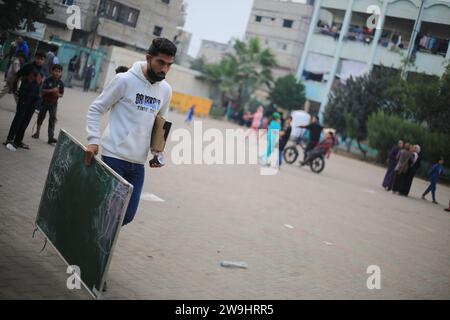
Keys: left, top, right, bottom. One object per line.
{"left": 96, "top": 0, "right": 186, "bottom": 51}
{"left": 196, "top": 40, "right": 233, "bottom": 64}
{"left": 44, "top": 0, "right": 186, "bottom": 51}
{"left": 45, "top": 0, "right": 99, "bottom": 35}
{"left": 245, "top": 0, "right": 314, "bottom": 78}
{"left": 299, "top": 0, "right": 450, "bottom": 110}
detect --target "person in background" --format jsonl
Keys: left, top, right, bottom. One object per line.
{"left": 44, "top": 45, "right": 59, "bottom": 77}
{"left": 422, "top": 157, "right": 445, "bottom": 204}
{"left": 265, "top": 112, "right": 281, "bottom": 165}
{"left": 245, "top": 106, "right": 263, "bottom": 138}
{"left": 83, "top": 63, "right": 96, "bottom": 92}
{"left": 0, "top": 51, "right": 26, "bottom": 102}
{"left": 66, "top": 55, "right": 78, "bottom": 88}
{"left": 278, "top": 115, "right": 292, "bottom": 166}
{"left": 392, "top": 143, "right": 413, "bottom": 194}
{"left": 300, "top": 131, "right": 335, "bottom": 166}
{"left": 382, "top": 140, "right": 404, "bottom": 191}
{"left": 3, "top": 39, "right": 17, "bottom": 80}
{"left": 444, "top": 200, "right": 450, "bottom": 212}
{"left": 401, "top": 144, "right": 421, "bottom": 196}
{"left": 115, "top": 66, "right": 129, "bottom": 74}
{"left": 185, "top": 104, "right": 195, "bottom": 124}
{"left": 32, "top": 64, "right": 64, "bottom": 144}
{"left": 298, "top": 115, "right": 323, "bottom": 162}
{"left": 4, "top": 52, "right": 46, "bottom": 150}
{"left": 14, "top": 36, "right": 29, "bottom": 60}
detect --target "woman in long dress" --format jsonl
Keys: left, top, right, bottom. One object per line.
{"left": 382, "top": 140, "right": 404, "bottom": 190}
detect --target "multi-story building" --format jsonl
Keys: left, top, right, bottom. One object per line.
{"left": 196, "top": 39, "right": 234, "bottom": 64}
{"left": 296, "top": 0, "right": 450, "bottom": 116}
{"left": 43, "top": 0, "right": 188, "bottom": 52}
{"left": 244, "top": 0, "right": 314, "bottom": 79}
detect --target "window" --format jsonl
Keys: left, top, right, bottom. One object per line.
{"left": 255, "top": 15, "right": 262, "bottom": 22}
{"left": 161, "top": 0, "right": 170, "bottom": 4}
{"left": 283, "top": 19, "right": 293, "bottom": 28}
{"left": 61, "top": 0, "right": 75, "bottom": 5}
{"left": 153, "top": 26, "right": 163, "bottom": 37}
{"left": 99, "top": 0, "right": 139, "bottom": 27}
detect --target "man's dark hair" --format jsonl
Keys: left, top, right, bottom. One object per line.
{"left": 287, "top": 116, "right": 293, "bottom": 121}
{"left": 52, "top": 64, "right": 63, "bottom": 71}
{"left": 148, "top": 38, "right": 177, "bottom": 57}
{"left": 115, "top": 66, "right": 129, "bottom": 74}
{"left": 35, "top": 51, "right": 46, "bottom": 59}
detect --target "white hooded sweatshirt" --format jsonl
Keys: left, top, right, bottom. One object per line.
{"left": 87, "top": 61, "right": 171, "bottom": 164}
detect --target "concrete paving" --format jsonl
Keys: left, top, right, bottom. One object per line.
{"left": 0, "top": 85, "right": 449, "bottom": 299}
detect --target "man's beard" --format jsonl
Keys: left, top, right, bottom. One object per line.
{"left": 147, "top": 65, "right": 165, "bottom": 82}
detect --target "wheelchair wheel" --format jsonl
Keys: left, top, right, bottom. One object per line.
{"left": 283, "top": 146, "right": 299, "bottom": 164}
{"left": 310, "top": 156, "right": 325, "bottom": 173}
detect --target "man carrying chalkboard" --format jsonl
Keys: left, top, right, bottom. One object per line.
{"left": 86, "top": 38, "right": 176, "bottom": 226}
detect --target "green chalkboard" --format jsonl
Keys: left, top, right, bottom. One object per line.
{"left": 35, "top": 129, "right": 133, "bottom": 298}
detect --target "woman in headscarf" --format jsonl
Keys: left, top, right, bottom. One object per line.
{"left": 392, "top": 143, "right": 414, "bottom": 194}
{"left": 401, "top": 145, "right": 421, "bottom": 196}
{"left": 382, "top": 140, "right": 404, "bottom": 191}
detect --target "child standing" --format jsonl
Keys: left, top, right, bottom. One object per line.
{"left": 32, "top": 64, "right": 64, "bottom": 144}
{"left": 422, "top": 158, "right": 445, "bottom": 204}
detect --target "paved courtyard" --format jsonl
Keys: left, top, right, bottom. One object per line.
{"left": 0, "top": 86, "right": 449, "bottom": 299}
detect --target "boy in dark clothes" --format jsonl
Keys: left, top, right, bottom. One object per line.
{"left": 4, "top": 52, "right": 46, "bottom": 151}
{"left": 32, "top": 64, "right": 64, "bottom": 144}
{"left": 422, "top": 158, "right": 445, "bottom": 204}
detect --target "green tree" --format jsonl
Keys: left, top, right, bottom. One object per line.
{"left": 190, "top": 57, "right": 206, "bottom": 72}
{"left": 406, "top": 64, "right": 450, "bottom": 135}
{"left": 268, "top": 74, "right": 305, "bottom": 111}
{"left": 0, "top": 0, "right": 53, "bottom": 31}
{"left": 201, "top": 38, "right": 277, "bottom": 110}
{"left": 324, "top": 66, "right": 410, "bottom": 157}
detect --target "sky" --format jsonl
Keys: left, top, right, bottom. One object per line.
{"left": 183, "top": 0, "right": 254, "bottom": 57}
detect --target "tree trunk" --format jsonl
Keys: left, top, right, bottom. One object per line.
{"left": 346, "top": 138, "right": 352, "bottom": 153}
{"left": 357, "top": 139, "right": 368, "bottom": 160}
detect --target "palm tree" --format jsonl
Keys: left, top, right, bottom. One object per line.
{"left": 201, "top": 38, "right": 277, "bottom": 110}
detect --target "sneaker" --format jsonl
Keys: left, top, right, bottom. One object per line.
{"left": 421, "top": 195, "right": 426, "bottom": 200}
{"left": 432, "top": 201, "right": 438, "bottom": 204}
{"left": 48, "top": 138, "right": 58, "bottom": 144}
{"left": 5, "top": 143, "right": 17, "bottom": 151}
{"left": 17, "top": 142, "right": 30, "bottom": 150}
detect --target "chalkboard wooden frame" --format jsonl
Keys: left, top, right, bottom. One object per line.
{"left": 35, "top": 129, "right": 133, "bottom": 299}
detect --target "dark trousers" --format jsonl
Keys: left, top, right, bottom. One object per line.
{"left": 37, "top": 101, "right": 58, "bottom": 139}
{"left": 7, "top": 97, "right": 36, "bottom": 144}
{"left": 83, "top": 78, "right": 92, "bottom": 91}
{"left": 304, "top": 141, "right": 318, "bottom": 161}
{"left": 102, "top": 155, "right": 145, "bottom": 226}
{"left": 423, "top": 181, "right": 437, "bottom": 202}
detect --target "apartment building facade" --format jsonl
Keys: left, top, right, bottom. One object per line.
{"left": 43, "top": 0, "right": 188, "bottom": 53}
{"left": 196, "top": 39, "right": 234, "bottom": 64}
{"left": 296, "top": 0, "right": 450, "bottom": 116}
{"left": 244, "top": 0, "right": 314, "bottom": 79}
